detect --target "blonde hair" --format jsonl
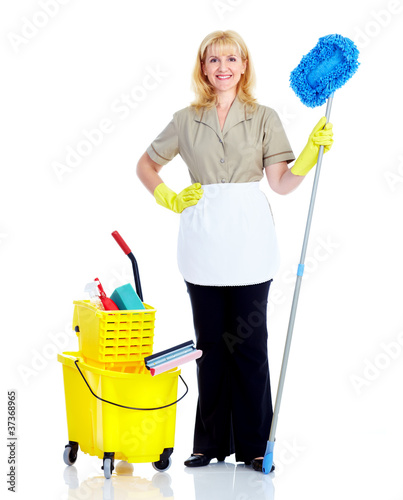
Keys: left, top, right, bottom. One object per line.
{"left": 191, "top": 30, "right": 257, "bottom": 111}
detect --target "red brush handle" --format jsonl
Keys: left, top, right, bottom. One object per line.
{"left": 112, "top": 231, "right": 131, "bottom": 255}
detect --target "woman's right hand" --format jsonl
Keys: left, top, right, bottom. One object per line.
{"left": 154, "top": 183, "right": 203, "bottom": 213}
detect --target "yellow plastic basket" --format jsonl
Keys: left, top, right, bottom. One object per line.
{"left": 72, "top": 300, "right": 156, "bottom": 366}
{"left": 58, "top": 351, "right": 181, "bottom": 465}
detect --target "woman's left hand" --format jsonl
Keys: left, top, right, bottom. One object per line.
{"left": 291, "top": 116, "right": 334, "bottom": 176}
{"left": 312, "top": 117, "right": 333, "bottom": 152}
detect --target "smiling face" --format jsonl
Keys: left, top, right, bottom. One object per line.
{"left": 201, "top": 43, "right": 247, "bottom": 100}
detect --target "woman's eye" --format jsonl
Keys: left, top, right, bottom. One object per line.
{"left": 229, "top": 57, "right": 236, "bottom": 62}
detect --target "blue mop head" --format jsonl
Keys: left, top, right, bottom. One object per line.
{"left": 290, "top": 34, "right": 359, "bottom": 108}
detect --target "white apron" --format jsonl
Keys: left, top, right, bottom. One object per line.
{"left": 177, "top": 182, "right": 280, "bottom": 286}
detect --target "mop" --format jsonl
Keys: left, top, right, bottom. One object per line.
{"left": 262, "top": 34, "right": 359, "bottom": 474}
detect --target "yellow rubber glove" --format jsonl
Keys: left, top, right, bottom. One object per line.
{"left": 291, "top": 117, "right": 334, "bottom": 176}
{"left": 154, "top": 183, "right": 203, "bottom": 213}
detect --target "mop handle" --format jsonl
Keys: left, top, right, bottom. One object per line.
{"left": 112, "top": 231, "right": 144, "bottom": 302}
{"left": 112, "top": 230, "right": 131, "bottom": 255}
{"left": 268, "top": 94, "right": 334, "bottom": 442}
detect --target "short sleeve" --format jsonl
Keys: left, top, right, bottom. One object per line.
{"left": 262, "top": 110, "right": 295, "bottom": 168}
{"left": 146, "top": 117, "right": 179, "bottom": 166}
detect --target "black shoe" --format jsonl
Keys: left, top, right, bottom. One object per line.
{"left": 184, "top": 454, "right": 211, "bottom": 467}
{"left": 249, "top": 459, "right": 275, "bottom": 473}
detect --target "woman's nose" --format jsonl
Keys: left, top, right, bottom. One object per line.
{"left": 219, "top": 60, "right": 228, "bottom": 71}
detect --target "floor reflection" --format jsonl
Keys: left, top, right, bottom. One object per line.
{"left": 62, "top": 459, "right": 274, "bottom": 500}
{"left": 185, "top": 462, "right": 275, "bottom": 500}
{"left": 63, "top": 461, "right": 173, "bottom": 500}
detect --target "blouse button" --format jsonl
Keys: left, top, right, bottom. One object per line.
{"left": 221, "top": 178, "right": 226, "bottom": 183}
{"left": 220, "top": 158, "right": 225, "bottom": 163}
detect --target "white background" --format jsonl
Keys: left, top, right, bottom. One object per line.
{"left": 1, "top": 0, "right": 403, "bottom": 499}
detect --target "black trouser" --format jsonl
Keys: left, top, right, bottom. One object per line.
{"left": 185, "top": 280, "right": 273, "bottom": 462}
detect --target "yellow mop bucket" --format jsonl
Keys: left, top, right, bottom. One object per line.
{"left": 58, "top": 351, "right": 185, "bottom": 477}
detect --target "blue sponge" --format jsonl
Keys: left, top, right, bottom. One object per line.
{"left": 110, "top": 284, "right": 145, "bottom": 310}
{"left": 290, "top": 34, "right": 359, "bottom": 108}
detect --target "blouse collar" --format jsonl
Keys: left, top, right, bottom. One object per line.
{"left": 194, "top": 95, "right": 253, "bottom": 138}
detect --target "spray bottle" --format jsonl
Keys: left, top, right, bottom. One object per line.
{"left": 94, "top": 278, "right": 119, "bottom": 310}
{"left": 84, "top": 281, "right": 105, "bottom": 310}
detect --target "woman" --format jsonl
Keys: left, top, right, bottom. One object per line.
{"left": 137, "top": 30, "right": 333, "bottom": 472}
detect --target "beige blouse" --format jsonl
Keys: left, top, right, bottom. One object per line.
{"left": 146, "top": 96, "right": 295, "bottom": 185}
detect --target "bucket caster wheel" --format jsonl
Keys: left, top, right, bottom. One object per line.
{"left": 102, "top": 453, "right": 115, "bottom": 479}
{"left": 63, "top": 441, "right": 79, "bottom": 466}
{"left": 152, "top": 457, "right": 172, "bottom": 472}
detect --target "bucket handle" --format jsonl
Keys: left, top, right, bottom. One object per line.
{"left": 74, "top": 359, "right": 188, "bottom": 411}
